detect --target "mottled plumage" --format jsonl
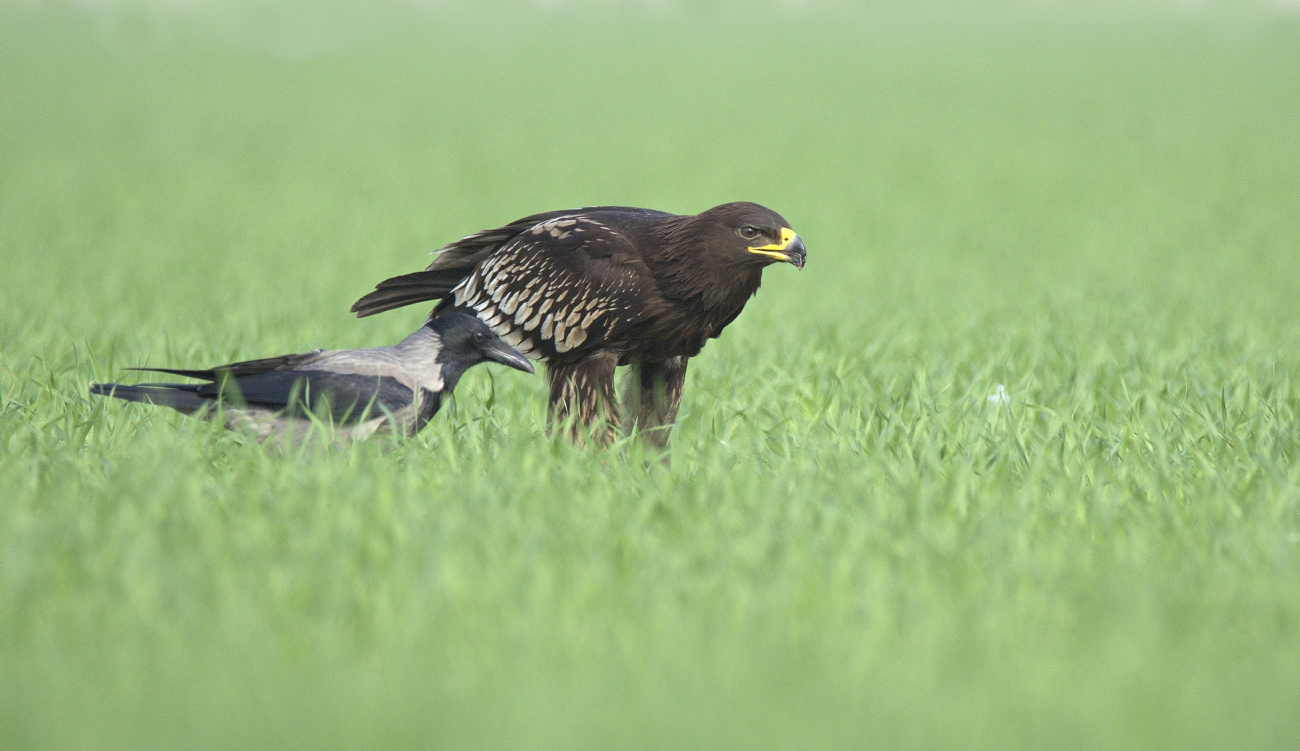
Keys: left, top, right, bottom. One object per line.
{"left": 352, "top": 202, "right": 806, "bottom": 446}
{"left": 90, "top": 313, "right": 533, "bottom": 443}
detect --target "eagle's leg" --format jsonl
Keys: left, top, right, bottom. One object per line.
{"left": 624, "top": 356, "right": 688, "bottom": 451}
{"left": 547, "top": 353, "right": 621, "bottom": 446}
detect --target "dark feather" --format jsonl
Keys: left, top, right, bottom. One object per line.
{"left": 431, "top": 217, "right": 664, "bottom": 363}
{"left": 95, "top": 372, "right": 414, "bottom": 424}
{"left": 351, "top": 270, "right": 466, "bottom": 317}
{"left": 127, "top": 367, "right": 222, "bottom": 381}
{"left": 423, "top": 209, "right": 586, "bottom": 273}
{"left": 194, "top": 371, "right": 414, "bottom": 423}
{"left": 128, "top": 351, "right": 325, "bottom": 381}
{"left": 90, "top": 383, "right": 211, "bottom": 413}
{"left": 350, "top": 210, "right": 594, "bottom": 318}
{"left": 353, "top": 207, "right": 674, "bottom": 322}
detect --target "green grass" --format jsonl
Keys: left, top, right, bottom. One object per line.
{"left": 4, "top": 5, "right": 1300, "bottom": 749}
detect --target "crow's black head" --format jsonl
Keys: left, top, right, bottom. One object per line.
{"left": 691, "top": 202, "right": 807, "bottom": 270}
{"left": 429, "top": 312, "right": 534, "bottom": 388}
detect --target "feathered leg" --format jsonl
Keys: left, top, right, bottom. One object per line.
{"left": 547, "top": 353, "right": 620, "bottom": 445}
{"left": 623, "top": 356, "right": 688, "bottom": 451}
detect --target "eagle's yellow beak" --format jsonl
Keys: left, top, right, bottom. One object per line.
{"left": 747, "top": 227, "right": 807, "bottom": 269}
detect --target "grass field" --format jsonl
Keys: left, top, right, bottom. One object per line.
{"left": 3, "top": 3, "right": 1300, "bottom": 749}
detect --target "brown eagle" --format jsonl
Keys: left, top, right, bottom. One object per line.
{"left": 351, "top": 202, "right": 806, "bottom": 446}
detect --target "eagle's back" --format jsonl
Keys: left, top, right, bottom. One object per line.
{"left": 357, "top": 205, "right": 767, "bottom": 365}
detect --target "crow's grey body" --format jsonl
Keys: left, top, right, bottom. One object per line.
{"left": 90, "top": 312, "right": 533, "bottom": 443}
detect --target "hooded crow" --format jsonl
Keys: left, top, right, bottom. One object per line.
{"left": 90, "top": 312, "right": 534, "bottom": 443}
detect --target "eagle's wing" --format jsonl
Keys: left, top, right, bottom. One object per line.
{"left": 351, "top": 209, "right": 586, "bottom": 318}
{"left": 425, "top": 209, "right": 579, "bottom": 274}
{"left": 350, "top": 207, "right": 670, "bottom": 319}
{"left": 437, "top": 215, "right": 664, "bottom": 361}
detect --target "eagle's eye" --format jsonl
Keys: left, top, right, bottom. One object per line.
{"left": 738, "top": 226, "right": 759, "bottom": 240}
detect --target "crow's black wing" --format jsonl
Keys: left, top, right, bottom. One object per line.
{"left": 130, "top": 351, "right": 327, "bottom": 381}
{"left": 197, "top": 371, "right": 415, "bottom": 423}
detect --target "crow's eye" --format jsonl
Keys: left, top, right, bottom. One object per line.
{"left": 738, "top": 226, "right": 759, "bottom": 240}
{"left": 474, "top": 331, "right": 488, "bottom": 343}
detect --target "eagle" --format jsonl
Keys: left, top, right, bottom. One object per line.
{"left": 90, "top": 312, "right": 534, "bottom": 443}
{"left": 351, "top": 202, "right": 806, "bottom": 446}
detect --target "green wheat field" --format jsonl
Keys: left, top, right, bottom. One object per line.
{"left": 3, "top": 3, "right": 1299, "bottom": 749}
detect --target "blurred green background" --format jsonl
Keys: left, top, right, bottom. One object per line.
{"left": 3, "top": 2, "right": 1299, "bottom": 749}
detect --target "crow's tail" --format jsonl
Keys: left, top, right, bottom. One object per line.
{"left": 90, "top": 383, "right": 211, "bottom": 414}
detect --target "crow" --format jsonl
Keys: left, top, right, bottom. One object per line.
{"left": 90, "top": 312, "right": 533, "bottom": 443}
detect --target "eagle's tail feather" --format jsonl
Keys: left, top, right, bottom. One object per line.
{"left": 351, "top": 270, "right": 467, "bottom": 318}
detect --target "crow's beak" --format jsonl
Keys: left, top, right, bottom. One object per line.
{"left": 485, "top": 339, "right": 535, "bottom": 374}
{"left": 748, "top": 228, "right": 807, "bottom": 269}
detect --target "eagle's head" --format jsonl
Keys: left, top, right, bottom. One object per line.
{"left": 692, "top": 202, "right": 807, "bottom": 270}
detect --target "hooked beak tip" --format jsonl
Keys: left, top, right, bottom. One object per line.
{"left": 786, "top": 235, "right": 807, "bottom": 269}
